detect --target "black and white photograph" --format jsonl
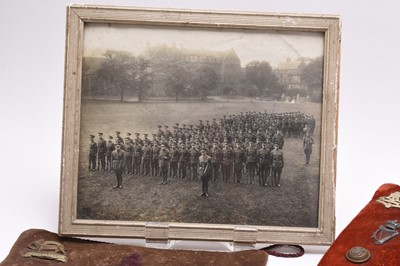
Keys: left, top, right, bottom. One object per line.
{"left": 59, "top": 6, "right": 339, "bottom": 245}
{"left": 78, "top": 24, "right": 324, "bottom": 228}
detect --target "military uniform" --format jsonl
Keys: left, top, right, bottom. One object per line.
{"left": 125, "top": 133, "right": 133, "bottom": 144}
{"left": 143, "top": 134, "right": 151, "bottom": 146}
{"left": 303, "top": 133, "right": 314, "bottom": 164}
{"left": 88, "top": 136, "right": 97, "bottom": 171}
{"left": 221, "top": 144, "right": 234, "bottom": 182}
{"left": 132, "top": 142, "right": 142, "bottom": 175}
{"left": 164, "top": 126, "right": 172, "bottom": 140}
{"left": 209, "top": 144, "right": 222, "bottom": 181}
{"left": 246, "top": 144, "right": 257, "bottom": 184}
{"left": 169, "top": 146, "right": 179, "bottom": 178}
{"left": 151, "top": 143, "right": 161, "bottom": 176}
{"left": 233, "top": 144, "right": 245, "bottom": 183}
{"left": 159, "top": 147, "right": 170, "bottom": 185}
{"left": 271, "top": 146, "right": 284, "bottom": 187}
{"left": 115, "top": 132, "right": 124, "bottom": 145}
{"left": 273, "top": 131, "right": 284, "bottom": 149}
{"left": 189, "top": 145, "right": 200, "bottom": 180}
{"left": 156, "top": 126, "right": 164, "bottom": 138}
{"left": 105, "top": 136, "right": 115, "bottom": 172}
{"left": 97, "top": 134, "right": 107, "bottom": 171}
{"left": 258, "top": 145, "right": 271, "bottom": 186}
{"left": 124, "top": 140, "right": 134, "bottom": 174}
{"left": 178, "top": 145, "right": 189, "bottom": 179}
{"left": 134, "top": 133, "right": 144, "bottom": 146}
{"left": 142, "top": 143, "right": 152, "bottom": 175}
{"left": 246, "top": 130, "right": 256, "bottom": 143}
{"left": 111, "top": 146, "right": 125, "bottom": 189}
{"left": 198, "top": 153, "right": 212, "bottom": 197}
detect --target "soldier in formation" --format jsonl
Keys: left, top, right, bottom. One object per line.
{"left": 88, "top": 110, "right": 314, "bottom": 189}
{"left": 97, "top": 133, "right": 107, "bottom": 171}
{"left": 88, "top": 135, "right": 97, "bottom": 171}
{"left": 105, "top": 135, "right": 115, "bottom": 172}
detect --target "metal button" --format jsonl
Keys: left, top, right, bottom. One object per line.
{"left": 345, "top": 246, "right": 371, "bottom": 263}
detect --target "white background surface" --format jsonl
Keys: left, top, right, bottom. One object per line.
{"left": 1, "top": 1, "right": 400, "bottom": 265}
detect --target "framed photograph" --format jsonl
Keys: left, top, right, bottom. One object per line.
{"left": 59, "top": 5, "right": 340, "bottom": 246}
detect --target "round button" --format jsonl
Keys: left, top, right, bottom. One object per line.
{"left": 345, "top": 246, "right": 371, "bottom": 263}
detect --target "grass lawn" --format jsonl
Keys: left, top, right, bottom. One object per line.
{"left": 77, "top": 98, "right": 321, "bottom": 228}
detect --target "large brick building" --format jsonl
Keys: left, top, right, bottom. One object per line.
{"left": 141, "top": 43, "right": 243, "bottom": 96}
{"left": 274, "top": 58, "right": 309, "bottom": 91}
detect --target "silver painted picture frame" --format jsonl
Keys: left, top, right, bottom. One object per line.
{"left": 59, "top": 4, "right": 340, "bottom": 246}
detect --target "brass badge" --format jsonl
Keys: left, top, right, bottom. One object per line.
{"left": 24, "top": 239, "right": 67, "bottom": 263}
{"left": 376, "top": 191, "right": 400, "bottom": 208}
{"left": 345, "top": 247, "right": 371, "bottom": 263}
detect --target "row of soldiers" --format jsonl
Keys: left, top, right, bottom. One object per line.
{"left": 89, "top": 135, "right": 284, "bottom": 188}
{"left": 147, "top": 111, "right": 314, "bottom": 145}
{"left": 88, "top": 111, "right": 314, "bottom": 187}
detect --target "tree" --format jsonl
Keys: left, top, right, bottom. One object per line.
{"left": 134, "top": 57, "right": 152, "bottom": 103}
{"left": 220, "top": 83, "right": 234, "bottom": 102}
{"left": 245, "top": 61, "right": 282, "bottom": 97}
{"left": 245, "top": 84, "right": 259, "bottom": 102}
{"left": 164, "top": 65, "right": 190, "bottom": 102}
{"left": 93, "top": 51, "right": 152, "bottom": 102}
{"left": 302, "top": 56, "right": 324, "bottom": 102}
{"left": 96, "top": 50, "right": 137, "bottom": 101}
{"left": 191, "top": 66, "right": 218, "bottom": 101}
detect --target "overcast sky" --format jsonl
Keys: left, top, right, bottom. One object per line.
{"left": 83, "top": 23, "right": 324, "bottom": 68}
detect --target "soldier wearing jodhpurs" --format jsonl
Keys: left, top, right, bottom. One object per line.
{"left": 111, "top": 143, "right": 125, "bottom": 189}
{"left": 271, "top": 143, "right": 284, "bottom": 187}
{"left": 198, "top": 148, "right": 212, "bottom": 197}
{"left": 303, "top": 132, "right": 314, "bottom": 165}
{"left": 159, "top": 144, "right": 170, "bottom": 185}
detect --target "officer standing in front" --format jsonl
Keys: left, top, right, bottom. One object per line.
{"left": 198, "top": 148, "right": 212, "bottom": 197}
{"left": 111, "top": 143, "right": 125, "bottom": 189}
{"left": 159, "top": 144, "right": 170, "bottom": 185}
{"left": 271, "top": 143, "right": 284, "bottom": 187}
{"left": 303, "top": 131, "right": 314, "bottom": 164}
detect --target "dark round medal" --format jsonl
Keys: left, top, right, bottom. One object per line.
{"left": 345, "top": 247, "right": 371, "bottom": 263}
